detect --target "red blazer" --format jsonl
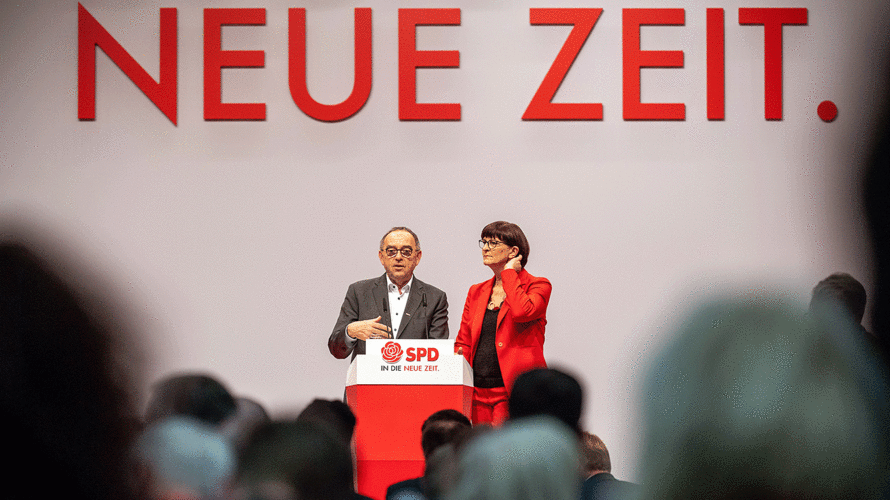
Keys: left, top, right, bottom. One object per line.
{"left": 454, "top": 268, "right": 552, "bottom": 394}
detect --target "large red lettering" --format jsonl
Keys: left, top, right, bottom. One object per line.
{"left": 739, "top": 8, "right": 808, "bottom": 121}
{"left": 622, "top": 8, "right": 685, "bottom": 121}
{"left": 398, "top": 9, "right": 461, "bottom": 121}
{"left": 707, "top": 8, "right": 725, "bottom": 121}
{"left": 204, "top": 8, "right": 266, "bottom": 121}
{"left": 523, "top": 8, "right": 603, "bottom": 121}
{"left": 289, "top": 8, "right": 372, "bottom": 122}
{"left": 77, "top": 4, "right": 177, "bottom": 124}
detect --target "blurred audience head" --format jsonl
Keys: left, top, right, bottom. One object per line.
{"left": 423, "top": 424, "right": 495, "bottom": 500}
{"left": 219, "top": 397, "right": 271, "bottom": 456}
{"left": 411, "top": 409, "right": 472, "bottom": 499}
{"left": 421, "top": 409, "right": 472, "bottom": 461}
{"left": 508, "top": 367, "right": 583, "bottom": 433}
{"left": 810, "top": 272, "right": 868, "bottom": 324}
{"left": 236, "top": 420, "right": 355, "bottom": 500}
{"left": 863, "top": 55, "right": 890, "bottom": 350}
{"left": 446, "top": 416, "right": 582, "bottom": 500}
{"left": 133, "top": 416, "right": 236, "bottom": 499}
{"left": 423, "top": 444, "right": 459, "bottom": 500}
{"left": 0, "top": 233, "right": 142, "bottom": 500}
{"left": 295, "top": 398, "right": 357, "bottom": 445}
{"left": 639, "top": 297, "right": 890, "bottom": 500}
{"left": 145, "top": 373, "right": 237, "bottom": 426}
{"left": 580, "top": 432, "right": 610, "bottom": 476}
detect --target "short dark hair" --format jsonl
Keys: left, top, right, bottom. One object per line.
{"left": 481, "top": 221, "right": 530, "bottom": 269}
{"left": 580, "top": 432, "right": 611, "bottom": 473}
{"left": 239, "top": 421, "right": 354, "bottom": 500}
{"left": 296, "top": 399, "right": 357, "bottom": 445}
{"left": 422, "top": 409, "right": 471, "bottom": 432}
{"left": 810, "top": 272, "right": 867, "bottom": 323}
{"left": 145, "top": 373, "right": 238, "bottom": 426}
{"left": 508, "top": 367, "right": 583, "bottom": 433}
{"left": 420, "top": 409, "right": 471, "bottom": 459}
{"left": 380, "top": 227, "right": 420, "bottom": 250}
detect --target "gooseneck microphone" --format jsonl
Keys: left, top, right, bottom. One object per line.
{"left": 422, "top": 292, "right": 429, "bottom": 338}
{"left": 383, "top": 297, "right": 391, "bottom": 338}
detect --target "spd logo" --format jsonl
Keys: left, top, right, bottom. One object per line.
{"left": 381, "top": 341, "right": 403, "bottom": 363}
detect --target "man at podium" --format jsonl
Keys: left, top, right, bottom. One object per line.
{"left": 328, "top": 227, "right": 449, "bottom": 360}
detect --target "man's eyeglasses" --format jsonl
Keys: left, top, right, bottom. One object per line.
{"left": 479, "top": 239, "right": 504, "bottom": 249}
{"left": 382, "top": 247, "right": 415, "bottom": 258}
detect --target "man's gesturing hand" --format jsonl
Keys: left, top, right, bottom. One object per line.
{"left": 346, "top": 316, "right": 392, "bottom": 340}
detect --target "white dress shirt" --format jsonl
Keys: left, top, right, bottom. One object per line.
{"left": 386, "top": 275, "right": 413, "bottom": 337}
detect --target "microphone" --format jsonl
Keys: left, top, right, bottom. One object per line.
{"left": 422, "top": 293, "right": 429, "bottom": 338}
{"left": 383, "top": 298, "right": 391, "bottom": 338}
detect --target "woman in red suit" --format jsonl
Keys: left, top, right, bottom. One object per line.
{"left": 455, "top": 221, "right": 552, "bottom": 425}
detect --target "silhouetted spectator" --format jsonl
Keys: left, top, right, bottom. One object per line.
{"left": 579, "top": 432, "right": 640, "bottom": 500}
{"left": 220, "top": 397, "right": 271, "bottom": 457}
{"left": 864, "top": 57, "right": 890, "bottom": 351}
{"left": 508, "top": 367, "right": 584, "bottom": 433}
{"left": 145, "top": 373, "right": 238, "bottom": 426}
{"left": 133, "top": 416, "right": 236, "bottom": 500}
{"left": 638, "top": 298, "right": 890, "bottom": 500}
{"left": 386, "top": 409, "right": 472, "bottom": 500}
{"left": 446, "top": 416, "right": 582, "bottom": 500}
{"left": 0, "top": 236, "right": 143, "bottom": 500}
{"left": 235, "top": 420, "right": 365, "bottom": 500}
{"left": 296, "top": 398, "right": 357, "bottom": 446}
{"left": 294, "top": 399, "right": 374, "bottom": 499}
{"left": 424, "top": 424, "right": 496, "bottom": 500}
{"left": 421, "top": 445, "right": 460, "bottom": 500}
{"left": 811, "top": 272, "right": 869, "bottom": 326}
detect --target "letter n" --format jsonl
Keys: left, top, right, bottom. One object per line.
{"left": 78, "top": 3, "right": 177, "bottom": 124}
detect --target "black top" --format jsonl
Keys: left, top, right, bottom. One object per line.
{"left": 472, "top": 307, "right": 505, "bottom": 388}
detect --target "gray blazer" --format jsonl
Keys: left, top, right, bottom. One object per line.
{"left": 328, "top": 274, "right": 449, "bottom": 360}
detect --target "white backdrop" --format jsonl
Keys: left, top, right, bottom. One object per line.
{"left": 2, "top": 0, "right": 888, "bottom": 480}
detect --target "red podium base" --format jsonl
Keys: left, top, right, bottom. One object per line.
{"left": 347, "top": 384, "right": 472, "bottom": 500}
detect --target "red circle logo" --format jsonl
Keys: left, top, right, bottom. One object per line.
{"left": 382, "top": 341, "right": 403, "bottom": 363}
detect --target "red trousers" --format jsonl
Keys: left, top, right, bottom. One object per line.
{"left": 471, "top": 386, "right": 509, "bottom": 426}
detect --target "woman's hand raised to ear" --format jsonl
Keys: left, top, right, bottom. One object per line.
{"left": 504, "top": 255, "right": 523, "bottom": 272}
